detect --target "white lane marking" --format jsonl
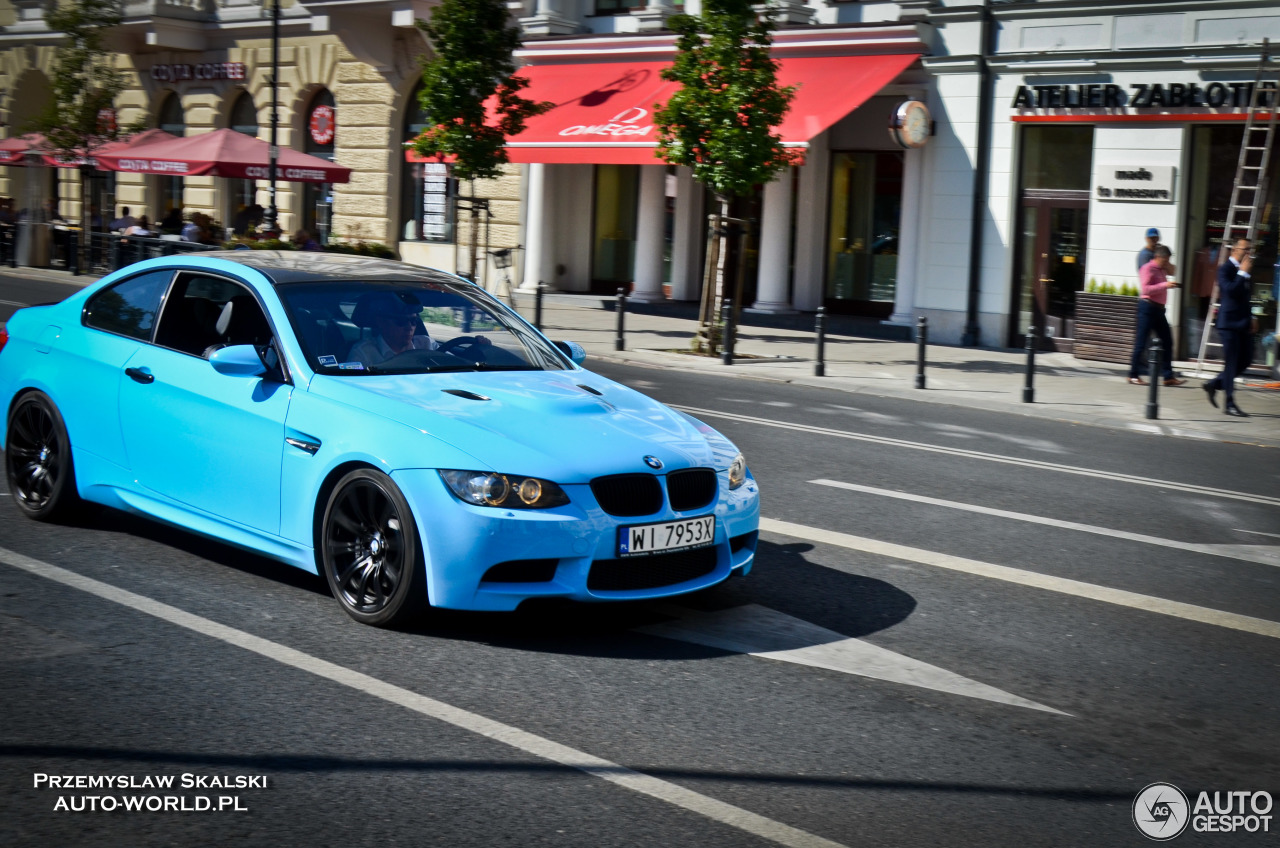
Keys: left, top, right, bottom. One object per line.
{"left": 811, "top": 479, "right": 1280, "bottom": 568}
{"left": 0, "top": 546, "right": 846, "bottom": 848}
{"left": 674, "top": 405, "right": 1280, "bottom": 509}
{"left": 758, "top": 519, "right": 1280, "bottom": 641}
{"left": 1237, "top": 529, "right": 1280, "bottom": 540}
{"left": 0, "top": 299, "right": 28, "bottom": 307}
{"left": 638, "top": 604, "right": 1069, "bottom": 716}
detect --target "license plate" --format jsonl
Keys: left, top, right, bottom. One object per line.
{"left": 618, "top": 515, "right": 715, "bottom": 558}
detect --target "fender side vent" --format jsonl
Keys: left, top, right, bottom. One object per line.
{"left": 442, "top": 389, "right": 491, "bottom": 401}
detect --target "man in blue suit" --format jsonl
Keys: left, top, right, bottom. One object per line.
{"left": 1203, "top": 238, "right": 1255, "bottom": 417}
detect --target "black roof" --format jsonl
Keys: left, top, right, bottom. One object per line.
{"left": 200, "top": 251, "right": 464, "bottom": 286}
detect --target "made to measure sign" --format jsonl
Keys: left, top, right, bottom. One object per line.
{"left": 1093, "top": 164, "right": 1175, "bottom": 203}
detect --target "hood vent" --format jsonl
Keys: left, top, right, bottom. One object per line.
{"left": 577, "top": 384, "right": 604, "bottom": 396}
{"left": 442, "top": 389, "right": 491, "bottom": 401}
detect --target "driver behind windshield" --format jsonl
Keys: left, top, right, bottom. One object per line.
{"left": 348, "top": 292, "right": 440, "bottom": 367}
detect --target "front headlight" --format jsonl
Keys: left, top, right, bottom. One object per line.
{"left": 728, "top": 453, "right": 747, "bottom": 490}
{"left": 439, "top": 470, "right": 570, "bottom": 509}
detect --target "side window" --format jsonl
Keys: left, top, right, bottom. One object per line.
{"left": 82, "top": 271, "right": 173, "bottom": 341}
{"left": 154, "top": 274, "right": 274, "bottom": 358}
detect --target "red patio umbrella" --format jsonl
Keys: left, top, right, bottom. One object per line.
{"left": 0, "top": 133, "right": 45, "bottom": 165}
{"left": 94, "top": 127, "right": 351, "bottom": 183}
{"left": 38, "top": 129, "right": 178, "bottom": 169}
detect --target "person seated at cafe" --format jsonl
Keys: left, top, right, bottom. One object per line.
{"left": 182, "top": 212, "right": 203, "bottom": 242}
{"left": 160, "top": 206, "right": 184, "bottom": 235}
{"left": 109, "top": 206, "right": 136, "bottom": 232}
{"left": 124, "top": 215, "right": 154, "bottom": 238}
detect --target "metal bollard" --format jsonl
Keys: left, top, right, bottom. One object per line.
{"left": 814, "top": 306, "right": 826, "bottom": 377}
{"left": 68, "top": 230, "right": 79, "bottom": 276}
{"left": 615, "top": 286, "right": 627, "bottom": 352}
{"left": 534, "top": 281, "right": 544, "bottom": 332}
{"left": 915, "top": 316, "right": 928, "bottom": 389}
{"left": 721, "top": 299, "right": 734, "bottom": 365}
{"left": 1145, "top": 340, "right": 1160, "bottom": 420}
{"left": 109, "top": 236, "right": 120, "bottom": 271}
{"left": 1022, "top": 325, "right": 1037, "bottom": 403}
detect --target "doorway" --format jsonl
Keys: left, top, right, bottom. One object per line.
{"left": 1012, "top": 192, "right": 1089, "bottom": 349}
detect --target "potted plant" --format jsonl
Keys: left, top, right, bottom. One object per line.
{"left": 1074, "top": 278, "right": 1139, "bottom": 364}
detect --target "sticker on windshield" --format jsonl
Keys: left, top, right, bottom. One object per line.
{"left": 338, "top": 361, "right": 365, "bottom": 371}
{"left": 317, "top": 355, "right": 338, "bottom": 367}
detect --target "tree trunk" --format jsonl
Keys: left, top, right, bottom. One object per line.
{"left": 694, "top": 195, "right": 731, "bottom": 355}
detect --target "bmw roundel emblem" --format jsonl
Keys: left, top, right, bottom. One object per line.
{"left": 643, "top": 455, "right": 663, "bottom": 469}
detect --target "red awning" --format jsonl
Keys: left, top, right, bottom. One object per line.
{"left": 39, "top": 129, "right": 177, "bottom": 169}
{"left": 0, "top": 133, "right": 44, "bottom": 165}
{"left": 502, "top": 53, "right": 919, "bottom": 165}
{"left": 94, "top": 128, "right": 352, "bottom": 183}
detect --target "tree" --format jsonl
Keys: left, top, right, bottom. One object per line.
{"left": 414, "top": 0, "right": 551, "bottom": 282}
{"left": 29, "top": 0, "right": 135, "bottom": 265}
{"left": 654, "top": 0, "right": 796, "bottom": 354}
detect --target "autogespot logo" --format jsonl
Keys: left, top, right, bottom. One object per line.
{"left": 1134, "top": 783, "right": 1190, "bottom": 841}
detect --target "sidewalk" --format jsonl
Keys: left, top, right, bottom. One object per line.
{"left": 4, "top": 265, "right": 1278, "bottom": 448}
{"left": 516, "top": 291, "right": 1280, "bottom": 449}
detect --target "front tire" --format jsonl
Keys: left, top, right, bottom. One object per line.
{"left": 6, "top": 392, "right": 82, "bottom": 522}
{"left": 320, "top": 468, "right": 427, "bottom": 627}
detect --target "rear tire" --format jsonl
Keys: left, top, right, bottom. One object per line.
{"left": 320, "top": 468, "right": 427, "bottom": 627}
{"left": 5, "top": 392, "right": 82, "bottom": 522}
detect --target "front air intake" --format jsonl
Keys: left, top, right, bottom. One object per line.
{"left": 588, "top": 547, "right": 718, "bottom": 591}
{"left": 590, "top": 473, "right": 663, "bottom": 517}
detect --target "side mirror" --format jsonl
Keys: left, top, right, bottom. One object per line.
{"left": 554, "top": 340, "right": 587, "bottom": 366}
{"left": 210, "top": 344, "right": 267, "bottom": 377}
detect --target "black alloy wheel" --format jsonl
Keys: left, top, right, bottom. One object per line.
{"left": 5, "top": 392, "right": 81, "bottom": 521}
{"left": 320, "top": 468, "right": 426, "bottom": 627}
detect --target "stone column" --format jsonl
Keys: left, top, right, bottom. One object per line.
{"left": 886, "top": 145, "right": 924, "bottom": 326}
{"left": 630, "top": 165, "right": 667, "bottom": 302}
{"left": 750, "top": 167, "right": 796, "bottom": 313}
{"left": 793, "top": 131, "right": 830, "bottom": 312}
{"left": 670, "top": 167, "right": 704, "bottom": 302}
{"left": 521, "top": 162, "right": 550, "bottom": 291}
{"left": 632, "top": 0, "right": 675, "bottom": 31}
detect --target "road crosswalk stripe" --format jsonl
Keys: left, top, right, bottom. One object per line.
{"left": 675, "top": 405, "right": 1280, "bottom": 508}
{"left": 0, "top": 546, "right": 848, "bottom": 848}
{"left": 759, "top": 518, "right": 1280, "bottom": 640}
{"left": 811, "top": 479, "right": 1280, "bottom": 568}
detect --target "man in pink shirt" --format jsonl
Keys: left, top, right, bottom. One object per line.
{"left": 1128, "top": 244, "right": 1186, "bottom": 386}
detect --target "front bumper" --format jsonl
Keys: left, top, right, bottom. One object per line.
{"left": 392, "top": 468, "right": 760, "bottom": 611}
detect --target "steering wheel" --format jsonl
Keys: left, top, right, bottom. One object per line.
{"left": 438, "top": 336, "right": 487, "bottom": 359}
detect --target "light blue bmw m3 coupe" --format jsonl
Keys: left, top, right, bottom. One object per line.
{"left": 0, "top": 253, "right": 759, "bottom": 626}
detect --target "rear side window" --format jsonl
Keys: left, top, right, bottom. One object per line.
{"left": 83, "top": 271, "right": 173, "bottom": 341}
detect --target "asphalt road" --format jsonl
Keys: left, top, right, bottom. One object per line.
{"left": 1, "top": 277, "right": 1278, "bottom": 847}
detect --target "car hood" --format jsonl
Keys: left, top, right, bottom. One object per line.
{"left": 308, "top": 370, "right": 736, "bottom": 481}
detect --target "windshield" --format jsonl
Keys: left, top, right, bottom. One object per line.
{"left": 277, "top": 279, "right": 571, "bottom": 375}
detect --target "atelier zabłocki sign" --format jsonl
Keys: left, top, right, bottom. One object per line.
{"left": 1093, "top": 165, "right": 1175, "bottom": 203}
{"left": 1011, "top": 81, "right": 1258, "bottom": 110}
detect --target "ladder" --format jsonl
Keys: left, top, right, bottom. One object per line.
{"left": 1194, "top": 39, "right": 1278, "bottom": 377}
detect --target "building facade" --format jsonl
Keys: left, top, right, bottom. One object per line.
{"left": 2, "top": 0, "right": 1276, "bottom": 354}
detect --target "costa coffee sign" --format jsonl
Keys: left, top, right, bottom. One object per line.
{"left": 150, "top": 63, "right": 247, "bottom": 83}
{"left": 559, "top": 107, "right": 654, "bottom": 138}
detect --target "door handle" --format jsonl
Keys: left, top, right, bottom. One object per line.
{"left": 125, "top": 367, "right": 154, "bottom": 384}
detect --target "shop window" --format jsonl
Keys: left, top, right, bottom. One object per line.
{"left": 228, "top": 91, "right": 259, "bottom": 237}
{"left": 1185, "top": 124, "right": 1278, "bottom": 363}
{"left": 400, "top": 85, "right": 456, "bottom": 243}
{"left": 1021, "top": 125, "right": 1093, "bottom": 191}
{"left": 825, "top": 151, "right": 902, "bottom": 315}
{"left": 157, "top": 92, "right": 185, "bottom": 222}
{"left": 592, "top": 164, "right": 639, "bottom": 287}
{"left": 593, "top": 0, "right": 645, "bottom": 13}
{"left": 302, "top": 89, "right": 335, "bottom": 245}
